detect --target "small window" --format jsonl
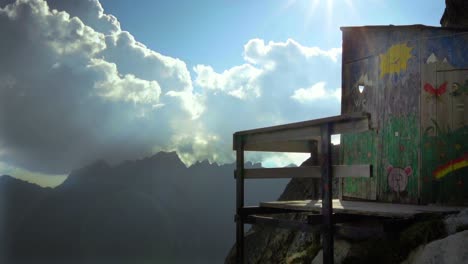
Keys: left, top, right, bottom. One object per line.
{"left": 358, "top": 85, "right": 365, "bottom": 93}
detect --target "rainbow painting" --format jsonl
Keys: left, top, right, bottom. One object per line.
{"left": 433, "top": 155, "right": 468, "bottom": 179}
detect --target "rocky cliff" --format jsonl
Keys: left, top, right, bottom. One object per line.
{"left": 440, "top": 0, "right": 468, "bottom": 27}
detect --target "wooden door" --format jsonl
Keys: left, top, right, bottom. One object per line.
{"left": 341, "top": 56, "right": 379, "bottom": 200}
{"left": 421, "top": 67, "right": 468, "bottom": 204}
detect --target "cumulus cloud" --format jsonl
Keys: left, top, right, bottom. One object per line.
{"left": 291, "top": 82, "right": 341, "bottom": 103}
{"left": 0, "top": 0, "right": 342, "bottom": 175}
{"left": 191, "top": 38, "right": 342, "bottom": 167}
{"left": 193, "top": 64, "right": 262, "bottom": 99}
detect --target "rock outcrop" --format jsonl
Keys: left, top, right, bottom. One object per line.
{"left": 440, "top": 0, "right": 468, "bottom": 27}
{"left": 402, "top": 230, "right": 468, "bottom": 264}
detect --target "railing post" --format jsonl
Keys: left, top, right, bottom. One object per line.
{"left": 320, "top": 123, "right": 333, "bottom": 264}
{"left": 235, "top": 135, "right": 245, "bottom": 263}
{"left": 309, "top": 140, "right": 319, "bottom": 200}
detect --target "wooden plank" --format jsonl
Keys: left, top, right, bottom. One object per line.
{"left": 243, "top": 126, "right": 320, "bottom": 145}
{"left": 237, "top": 117, "right": 370, "bottom": 147}
{"left": 244, "top": 215, "right": 319, "bottom": 233}
{"left": 243, "top": 140, "right": 316, "bottom": 153}
{"left": 239, "top": 206, "right": 309, "bottom": 217}
{"left": 238, "top": 165, "right": 372, "bottom": 179}
{"left": 242, "top": 167, "right": 321, "bottom": 179}
{"left": 260, "top": 199, "right": 467, "bottom": 218}
{"left": 233, "top": 113, "right": 370, "bottom": 151}
{"left": 307, "top": 213, "right": 370, "bottom": 225}
{"left": 333, "top": 117, "right": 372, "bottom": 135}
{"left": 234, "top": 112, "right": 370, "bottom": 136}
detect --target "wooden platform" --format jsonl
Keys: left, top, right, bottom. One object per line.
{"left": 261, "top": 199, "right": 467, "bottom": 218}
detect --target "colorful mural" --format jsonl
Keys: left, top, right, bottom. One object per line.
{"left": 387, "top": 165, "right": 412, "bottom": 192}
{"left": 341, "top": 131, "right": 377, "bottom": 200}
{"left": 379, "top": 43, "right": 413, "bottom": 77}
{"left": 450, "top": 80, "right": 468, "bottom": 97}
{"left": 421, "top": 120, "right": 467, "bottom": 203}
{"left": 433, "top": 155, "right": 468, "bottom": 179}
{"left": 424, "top": 82, "right": 448, "bottom": 98}
{"left": 341, "top": 26, "right": 468, "bottom": 205}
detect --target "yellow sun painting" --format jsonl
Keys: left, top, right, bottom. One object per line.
{"left": 379, "top": 43, "right": 413, "bottom": 77}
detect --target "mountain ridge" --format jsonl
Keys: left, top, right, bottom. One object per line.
{"left": 2, "top": 151, "right": 287, "bottom": 264}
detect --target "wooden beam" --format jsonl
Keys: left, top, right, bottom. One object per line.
{"left": 240, "top": 118, "right": 369, "bottom": 146}
{"left": 237, "top": 165, "right": 372, "bottom": 179}
{"left": 235, "top": 139, "right": 245, "bottom": 264}
{"left": 307, "top": 213, "right": 367, "bottom": 225}
{"left": 233, "top": 113, "right": 371, "bottom": 150}
{"left": 239, "top": 206, "right": 309, "bottom": 217}
{"left": 260, "top": 199, "right": 468, "bottom": 218}
{"left": 320, "top": 123, "right": 333, "bottom": 264}
{"left": 243, "top": 140, "right": 316, "bottom": 153}
{"left": 242, "top": 167, "right": 321, "bottom": 179}
{"left": 244, "top": 215, "right": 320, "bottom": 233}
{"left": 234, "top": 112, "right": 370, "bottom": 136}
{"left": 243, "top": 126, "right": 320, "bottom": 145}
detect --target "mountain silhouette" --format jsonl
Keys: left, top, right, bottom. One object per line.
{"left": 1, "top": 152, "right": 288, "bottom": 264}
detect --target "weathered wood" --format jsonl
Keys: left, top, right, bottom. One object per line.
{"left": 243, "top": 140, "right": 316, "bottom": 153}
{"left": 320, "top": 123, "right": 334, "bottom": 264}
{"left": 234, "top": 112, "right": 370, "bottom": 136}
{"left": 307, "top": 213, "right": 366, "bottom": 225}
{"left": 244, "top": 215, "right": 320, "bottom": 233}
{"left": 239, "top": 117, "right": 370, "bottom": 146}
{"left": 235, "top": 138, "right": 245, "bottom": 264}
{"left": 239, "top": 206, "right": 309, "bottom": 217}
{"left": 260, "top": 199, "right": 467, "bottom": 218}
{"left": 238, "top": 165, "right": 372, "bottom": 179}
{"left": 232, "top": 113, "right": 371, "bottom": 149}
{"left": 341, "top": 54, "right": 379, "bottom": 202}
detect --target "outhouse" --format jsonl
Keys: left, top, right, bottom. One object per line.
{"left": 340, "top": 25, "right": 468, "bottom": 205}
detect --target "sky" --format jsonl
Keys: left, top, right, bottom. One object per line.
{"left": 0, "top": 0, "right": 446, "bottom": 187}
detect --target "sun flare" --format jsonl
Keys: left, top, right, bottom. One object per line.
{"left": 284, "top": 0, "right": 356, "bottom": 29}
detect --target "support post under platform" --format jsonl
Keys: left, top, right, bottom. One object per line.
{"left": 320, "top": 123, "right": 333, "bottom": 264}
{"left": 235, "top": 136, "right": 245, "bottom": 263}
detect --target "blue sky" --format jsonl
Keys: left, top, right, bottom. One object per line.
{"left": 100, "top": 0, "right": 444, "bottom": 71}
{"left": 0, "top": 0, "right": 446, "bottom": 186}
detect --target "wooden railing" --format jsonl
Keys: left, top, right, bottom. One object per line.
{"left": 233, "top": 112, "right": 372, "bottom": 264}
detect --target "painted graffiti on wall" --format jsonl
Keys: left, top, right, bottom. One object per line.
{"left": 424, "top": 82, "right": 448, "bottom": 98}
{"left": 352, "top": 73, "right": 373, "bottom": 107}
{"left": 433, "top": 155, "right": 468, "bottom": 179}
{"left": 387, "top": 165, "right": 412, "bottom": 193}
{"left": 423, "top": 80, "right": 467, "bottom": 100}
{"left": 379, "top": 43, "right": 413, "bottom": 77}
{"left": 450, "top": 80, "right": 468, "bottom": 97}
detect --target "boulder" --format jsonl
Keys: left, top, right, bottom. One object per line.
{"left": 402, "top": 230, "right": 468, "bottom": 264}
{"left": 444, "top": 209, "right": 468, "bottom": 235}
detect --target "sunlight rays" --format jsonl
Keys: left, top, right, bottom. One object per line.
{"left": 284, "top": 0, "right": 356, "bottom": 27}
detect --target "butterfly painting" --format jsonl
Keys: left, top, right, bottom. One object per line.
{"left": 424, "top": 82, "right": 447, "bottom": 97}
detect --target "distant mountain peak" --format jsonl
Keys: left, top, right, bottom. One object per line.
{"left": 145, "top": 151, "right": 185, "bottom": 167}
{"left": 0, "top": 174, "right": 45, "bottom": 189}
{"left": 60, "top": 159, "right": 112, "bottom": 187}
{"left": 68, "top": 159, "right": 110, "bottom": 177}
{"left": 150, "top": 151, "right": 180, "bottom": 160}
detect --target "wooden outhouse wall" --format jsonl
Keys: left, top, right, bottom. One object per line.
{"left": 340, "top": 25, "right": 468, "bottom": 205}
